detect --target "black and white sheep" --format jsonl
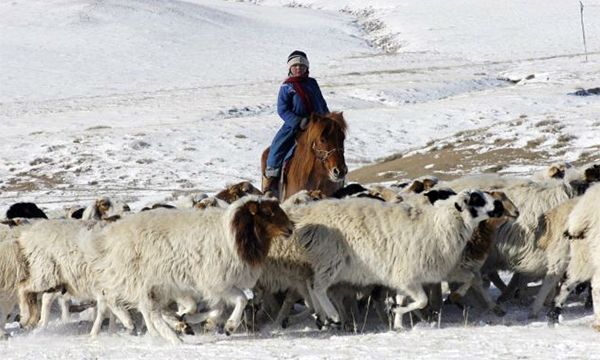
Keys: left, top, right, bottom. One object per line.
{"left": 289, "top": 190, "right": 503, "bottom": 329}
{"left": 444, "top": 190, "right": 520, "bottom": 316}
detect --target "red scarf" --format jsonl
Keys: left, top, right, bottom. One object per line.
{"left": 284, "top": 75, "right": 313, "bottom": 114}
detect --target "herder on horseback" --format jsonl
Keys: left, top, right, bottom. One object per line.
{"left": 263, "top": 50, "right": 330, "bottom": 198}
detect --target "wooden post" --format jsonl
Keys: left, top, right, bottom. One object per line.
{"left": 580, "top": 1, "right": 588, "bottom": 62}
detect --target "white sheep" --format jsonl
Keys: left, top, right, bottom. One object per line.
{"left": 442, "top": 175, "right": 578, "bottom": 305}
{"left": 81, "top": 197, "right": 130, "bottom": 220}
{"left": 532, "top": 162, "right": 573, "bottom": 182}
{"left": 484, "top": 178, "right": 577, "bottom": 300}
{"left": 16, "top": 219, "right": 134, "bottom": 335}
{"left": 518, "top": 198, "right": 580, "bottom": 318}
{"left": 91, "top": 196, "right": 293, "bottom": 344}
{"left": 1, "top": 219, "right": 40, "bottom": 337}
{"left": 290, "top": 190, "right": 503, "bottom": 329}
{"left": 0, "top": 238, "right": 28, "bottom": 339}
{"left": 547, "top": 183, "right": 600, "bottom": 329}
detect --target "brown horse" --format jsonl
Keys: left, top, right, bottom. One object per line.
{"left": 261, "top": 112, "right": 348, "bottom": 200}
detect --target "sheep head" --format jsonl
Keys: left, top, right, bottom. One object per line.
{"left": 232, "top": 197, "right": 294, "bottom": 267}
{"left": 453, "top": 189, "right": 504, "bottom": 223}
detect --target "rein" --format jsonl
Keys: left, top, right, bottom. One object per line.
{"left": 312, "top": 142, "right": 343, "bottom": 162}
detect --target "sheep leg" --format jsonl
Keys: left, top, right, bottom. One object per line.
{"left": 497, "top": 273, "right": 521, "bottom": 303}
{"left": 150, "top": 309, "right": 181, "bottom": 345}
{"left": 306, "top": 282, "right": 328, "bottom": 328}
{"left": 347, "top": 296, "right": 361, "bottom": 326}
{"left": 105, "top": 299, "right": 136, "bottom": 335}
{"left": 160, "top": 309, "right": 194, "bottom": 336}
{"left": 392, "top": 285, "right": 428, "bottom": 330}
{"left": 487, "top": 271, "right": 508, "bottom": 293}
{"left": 182, "top": 300, "right": 225, "bottom": 334}
{"left": 58, "top": 294, "right": 70, "bottom": 323}
{"left": 138, "top": 302, "right": 159, "bottom": 338}
{"left": 285, "top": 308, "right": 313, "bottom": 327}
{"left": 107, "top": 312, "right": 117, "bottom": 333}
{"left": 275, "top": 290, "right": 301, "bottom": 328}
{"left": 90, "top": 297, "right": 108, "bottom": 336}
{"left": 184, "top": 308, "right": 220, "bottom": 325}
{"left": 278, "top": 286, "right": 314, "bottom": 327}
{"left": 223, "top": 287, "right": 248, "bottom": 335}
{"left": 17, "top": 288, "right": 31, "bottom": 329}
{"left": 39, "top": 292, "right": 59, "bottom": 327}
{"left": 371, "top": 286, "right": 393, "bottom": 325}
{"left": 139, "top": 293, "right": 181, "bottom": 344}
{"left": 176, "top": 296, "right": 198, "bottom": 316}
{"left": 90, "top": 297, "right": 134, "bottom": 336}
{"left": 425, "top": 283, "right": 443, "bottom": 317}
{"left": 17, "top": 289, "right": 39, "bottom": 329}
{"left": 258, "top": 292, "right": 280, "bottom": 322}
{"left": 470, "top": 275, "right": 506, "bottom": 316}
{"left": 329, "top": 290, "right": 349, "bottom": 329}
{"left": 0, "top": 303, "right": 11, "bottom": 339}
{"left": 373, "top": 299, "right": 391, "bottom": 326}
{"left": 529, "top": 273, "right": 562, "bottom": 319}
{"left": 591, "top": 273, "right": 600, "bottom": 331}
{"left": 392, "top": 294, "right": 406, "bottom": 329}
{"left": 167, "top": 296, "right": 197, "bottom": 335}
{"left": 449, "top": 275, "right": 475, "bottom": 302}
{"left": 547, "top": 276, "right": 580, "bottom": 324}
{"left": 311, "top": 286, "right": 341, "bottom": 328}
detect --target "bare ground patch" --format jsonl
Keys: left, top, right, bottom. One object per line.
{"left": 348, "top": 135, "right": 600, "bottom": 184}
{"left": 2, "top": 171, "right": 69, "bottom": 193}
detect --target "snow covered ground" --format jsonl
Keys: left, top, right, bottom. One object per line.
{"left": 1, "top": 0, "right": 600, "bottom": 359}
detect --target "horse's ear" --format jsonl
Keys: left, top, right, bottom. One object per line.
{"left": 310, "top": 112, "right": 321, "bottom": 122}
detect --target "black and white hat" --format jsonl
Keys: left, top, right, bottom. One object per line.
{"left": 287, "top": 50, "right": 309, "bottom": 70}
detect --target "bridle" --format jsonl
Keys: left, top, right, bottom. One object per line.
{"left": 312, "top": 142, "right": 343, "bottom": 162}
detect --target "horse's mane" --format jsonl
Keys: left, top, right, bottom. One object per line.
{"left": 288, "top": 112, "right": 347, "bottom": 182}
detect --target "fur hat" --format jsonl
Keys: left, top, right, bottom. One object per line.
{"left": 287, "top": 50, "right": 309, "bottom": 70}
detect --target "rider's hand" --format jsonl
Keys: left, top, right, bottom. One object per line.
{"left": 299, "top": 117, "right": 309, "bottom": 130}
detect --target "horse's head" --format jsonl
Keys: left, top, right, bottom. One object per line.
{"left": 304, "top": 112, "right": 348, "bottom": 182}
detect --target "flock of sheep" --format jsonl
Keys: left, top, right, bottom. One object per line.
{"left": 1, "top": 161, "right": 599, "bottom": 344}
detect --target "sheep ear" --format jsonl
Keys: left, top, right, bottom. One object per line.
{"left": 454, "top": 202, "right": 463, "bottom": 212}
{"left": 1, "top": 219, "right": 18, "bottom": 227}
{"left": 248, "top": 202, "right": 258, "bottom": 215}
